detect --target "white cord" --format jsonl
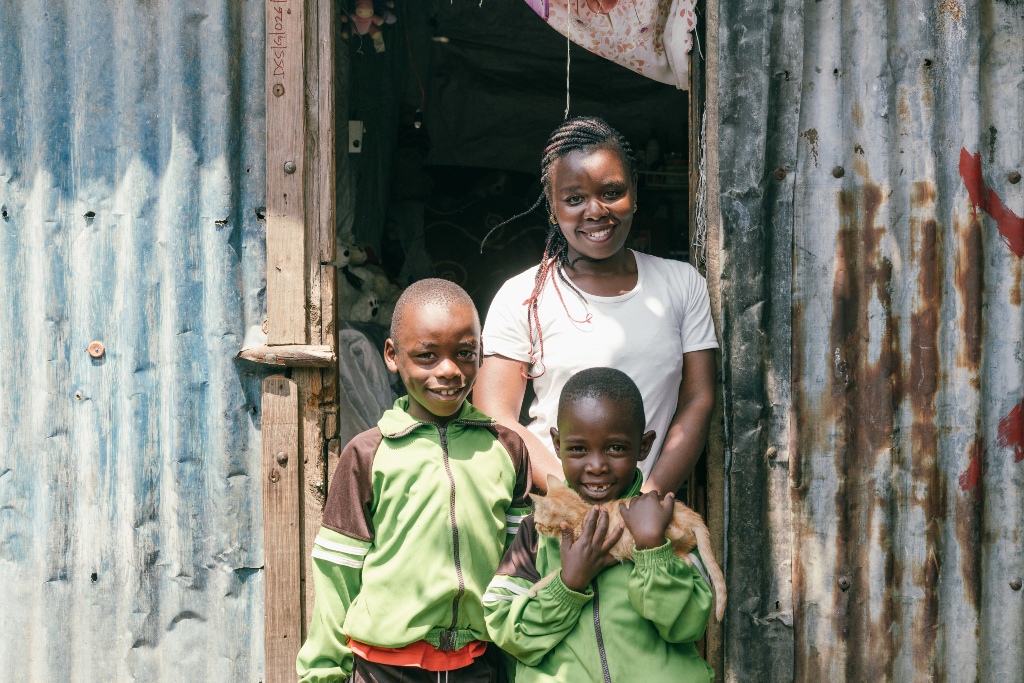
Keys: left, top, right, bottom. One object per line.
{"left": 565, "top": 33, "right": 571, "bottom": 119}
{"left": 692, "top": 107, "right": 708, "bottom": 272}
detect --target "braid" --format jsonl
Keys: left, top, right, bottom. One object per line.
{"left": 521, "top": 116, "right": 638, "bottom": 379}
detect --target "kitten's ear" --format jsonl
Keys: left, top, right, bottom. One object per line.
{"left": 545, "top": 474, "right": 563, "bottom": 491}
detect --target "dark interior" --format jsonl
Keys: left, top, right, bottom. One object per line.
{"left": 340, "top": 0, "right": 691, "bottom": 317}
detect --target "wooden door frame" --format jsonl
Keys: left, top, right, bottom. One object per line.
{"left": 688, "top": 0, "right": 725, "bottom": 678}
{"left": 255, "top": 0, "right": 339, "bottom": 680}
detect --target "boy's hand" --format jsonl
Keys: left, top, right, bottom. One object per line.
{"left": 558, "top": 507, "right": 624, "bottom": 593}
{"left": 621, "top": 491, "right": 675, "bottom": 550}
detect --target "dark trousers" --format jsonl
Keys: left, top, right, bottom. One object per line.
{"left": 351, "top": 644, "right": 507, "bottom": 683}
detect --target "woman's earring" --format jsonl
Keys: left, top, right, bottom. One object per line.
{"left": 550, "top": 212, "right": 558, "bottom": 225}
{"left": 632, "top": 202, "right": 638, "bottom": 213}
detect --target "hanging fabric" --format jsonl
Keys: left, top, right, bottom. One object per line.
{"left": 525, "top": 0, "right": 696, "bottom": 89}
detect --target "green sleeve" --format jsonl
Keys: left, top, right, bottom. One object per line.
{"left": 483, "top": 571, "right": 593, "bottom": 666}
{"left": 627, "top": 544, "right": 714, "bottom": 644}
{"left": 296, "top": 528, "right": 372, "bottom": 682}
{"left": 503, "top": 505, "right": 533, "bottom": 554}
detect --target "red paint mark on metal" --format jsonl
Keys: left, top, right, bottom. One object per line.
{"left": 958, "top": 438, "right": 986, "bottom": 496}
{"left": 959, "top": 148, "right": 1024, "bottom": 258}
{"left": 997, "top": 400, "right": 1024, "bottom": 463}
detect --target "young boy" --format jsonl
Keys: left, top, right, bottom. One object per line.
{"left": 483, "top": 367, "right": 715, "bottom": 683}
{"left": 297, "top": 278, "right": 532, "bottom": 682}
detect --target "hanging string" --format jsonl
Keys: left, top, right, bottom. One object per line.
{"left": 564, "top": 33, "right": 571, "bottom": 119}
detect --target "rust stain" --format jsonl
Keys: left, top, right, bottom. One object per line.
{"left": 938, "top": 0, "right": 964, "bottom": 22}
{"left": 908, "top": 181, "right": 945, "bottom": 676}
{"left": 829, "top": 183, "right": 902, "bottom": 679}
{"left": 955, "top": 435, "right": 985, "bottom": 613}
{"left": 800, "top": 128, "right": 820, "bottom": 167}
{"left": 898, "top": 91, "right": 911, "bottom": 124}
{"left": 954, "top": 214, "right": 985, "bottom": 382}
{"left": 853, "top": 96, "right": 864, "bottom": 128}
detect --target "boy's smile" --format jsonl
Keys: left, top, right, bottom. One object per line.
{"left": 551, "top": 395, "right": 655, "bottom": 504}
{"left": 384, "top": 301, "right": 481, "bottom": 424}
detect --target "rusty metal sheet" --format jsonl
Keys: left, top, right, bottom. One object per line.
{"left": 719, "top": 0, "right": 1024, "bottom": 679}
{"left": 0, "top": 1, "right": 272, "bottom": 680}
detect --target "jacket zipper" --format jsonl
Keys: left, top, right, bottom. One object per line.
{"left": 438, "top": 425, "right": 465, "bottom": 651}
{"left": 592, "top": 580, "right": 612, "bottom": 683}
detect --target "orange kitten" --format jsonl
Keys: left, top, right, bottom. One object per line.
{"left": 531, "top": 475, "right": 726, "bottom": 621}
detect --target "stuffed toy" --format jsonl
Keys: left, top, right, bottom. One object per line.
{"left": 334, "top": 235, "right": 403, "bottom": 328}
{"left": 342, "top": 0, "right": 387, "bottom": 53}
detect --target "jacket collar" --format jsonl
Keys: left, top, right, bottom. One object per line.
{"left": 377, "top": 396, "right": 495, "bottom": 438}
{"left": 620, "top": 469, "right": 644, "bottom": 498}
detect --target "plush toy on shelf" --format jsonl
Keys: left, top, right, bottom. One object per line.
{"left": 334, "top": 235, "right": 403, "bottom": 328}
{"left": 341, "top": 0, "right": 393, "bottom": 53}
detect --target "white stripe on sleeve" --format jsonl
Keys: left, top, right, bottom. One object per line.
{"left": 505, "top": 514, "right": 529, "bottom": 524}
{"left": 487, "top": 579, "right": 530, "bottom": 595}
{"left": 315, "top": 536, "right": 369, "bottom": 556}
{"left": 312, "top": 548, "right": 364, "bottom": 569}
{"left": 481, "top": 593, "right": 517, "bottom": 604}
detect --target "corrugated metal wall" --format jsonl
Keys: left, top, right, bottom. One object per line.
{"left": 0, "top": 1, "right": 270, "bottom": 680}
{"left": 718, "top": 0, "right": 1024, "bottom": 680}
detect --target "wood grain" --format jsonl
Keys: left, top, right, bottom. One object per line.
{"left": 261, "top": 375, "right": 302, "bottom": 682}
{"left": 267, "top": 0, "right": 307, "bottom": 345}
{"left": 296, "top": 368, "right": 327, "bottom": 637}
{"left": 236, "top": 344, "right": 335, "bottom": 367}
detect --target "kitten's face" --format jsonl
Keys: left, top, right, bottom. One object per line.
{"left": 532, "top": 478, "right": 592, "bottom": 538}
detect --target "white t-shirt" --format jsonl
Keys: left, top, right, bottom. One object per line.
{"left": 482, "top": 250, "right": 719, "bottom": 479}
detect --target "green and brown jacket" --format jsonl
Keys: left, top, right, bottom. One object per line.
{"left": 296, "top": 397, "right": 532, "bottom": 682}
{"left": 483, "top": 470, "right": 715, "bottom": 683}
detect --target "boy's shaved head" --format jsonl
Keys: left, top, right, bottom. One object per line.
{"left": 559, "top": 367, "right": 646, "bottom": 432}
{"left": 390, "top": 278, "right": 479, "bottom": 345}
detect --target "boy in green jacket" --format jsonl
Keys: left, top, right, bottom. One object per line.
{"left": 297, "top": 279, "right": 532, "bottom": 682}
{"left": 483, "top": 367, "right": 715, "bottom": 683}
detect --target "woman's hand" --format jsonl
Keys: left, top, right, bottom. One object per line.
{"left": 558, "top": 507, "right": 625, "bottom": 592}
{"left": 620, "top": 491, "right": 675, "bottom": 550}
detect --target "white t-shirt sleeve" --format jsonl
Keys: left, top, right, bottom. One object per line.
{"left": 482, "top": 274, "right": 535, "bottom": 363}
{"left": 679, "top": 263, "right": 720, "bottom": 354}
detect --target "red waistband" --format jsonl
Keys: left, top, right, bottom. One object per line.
{"left": 347, "top": 638, "right": 487, "bottom": 672}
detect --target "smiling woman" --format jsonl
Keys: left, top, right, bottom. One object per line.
{"left": 473, "top": 117, "right": 719, "bottom": 496}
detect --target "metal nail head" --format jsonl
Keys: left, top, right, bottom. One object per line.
{"left": 838, "top": 576, "right": 851, "bottom": 591}
{"left": 1010, "top": 171, "right": 1021, "bottom": 185}
{"left": 284, "top": 161, "right": 297, "bottom": 174}
{"left": 766, "top": 446, "right": 778, "bottom": 459}
{"left": 74, "top": 390, "right": 84, "bottom": 401}
{"left": 1011, "top": 578, "right": 1022, "bottom": 591}
{"left": 774, "top": 167, "right": 787, "bottom": 180}
{"left": 276, "top": 452, "right": 288, "bottom": 466}
{"left": 88, "top": 341, "right": 105, "bottom": 358}
{"left": 273, "top": 84, "right": 285, "bottom": 98}
{"left": 269, "top": 470, "right": 280, "bottom": 483}
{"left": 833, "top": 166, "right": 845, "bottom": 178}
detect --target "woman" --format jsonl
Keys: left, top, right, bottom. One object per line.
{"left": 474, "top": 116, "right": 718, "bottom": 495}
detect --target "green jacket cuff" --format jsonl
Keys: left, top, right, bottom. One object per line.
{"left": 632, "top": 541, "right": 675, "bottom": 568}
{"left": 547, "top": 571, "right": 594, "bottom": 609}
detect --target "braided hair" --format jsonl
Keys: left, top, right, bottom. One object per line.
{"left": 481, "top": 116, "right": 638, "bottom": 379}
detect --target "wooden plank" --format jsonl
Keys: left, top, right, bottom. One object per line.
{"left": 318, "top": 0, "right": 338, "bottom": 404}
{"left": 304, "top": 0, "right": 323, "bottom": 348}
{"left": 295, "top": 368, "right": 327, "bottom": 637}
{"left": 237, "top": 344, "right": 335, "bottom": 367}
{"left": 261, "top": 375, "right": 302, "bottom": 683}
{"left": 267, "top": 0, "right": 307, "bottom": 345}
{"left": 703, "top": 0, "right": 724, "bottom": 673}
